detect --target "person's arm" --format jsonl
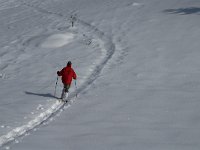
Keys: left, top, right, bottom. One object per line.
{"left": 72, "top": 69, "right": 77, "bottom": 80}
{"left": 57, "top": 68, "right": 64, "bottom": 76}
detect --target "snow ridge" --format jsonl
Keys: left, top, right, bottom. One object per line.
{"left": 0, "top": 5, "right": 115, "bottom": 147}
{"left": 0, "top": 101, "right": 63, "bottom": 147}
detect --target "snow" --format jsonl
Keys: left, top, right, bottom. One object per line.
{"left": 41, "top": 33, "right": 75, "bottom": 48}
{"left": 1, "top": 0, "right": 200, "bottom": 149}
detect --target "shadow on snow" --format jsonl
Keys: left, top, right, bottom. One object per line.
{"left": 25, "top": 91, "right": 56, "bottom": 99}
{"left": 164, "top": 7, "right": 200, "bottom": 15}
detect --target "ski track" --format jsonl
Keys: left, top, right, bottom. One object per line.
{"left": 0, "top": 2, "right": 115, "bottom": 148}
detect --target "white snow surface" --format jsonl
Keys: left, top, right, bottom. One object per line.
{"left": 41, "top": 33, "right": 75, "bottom": 48}
{"left": 0, "top": 0, "right": 200, "bottom": 149}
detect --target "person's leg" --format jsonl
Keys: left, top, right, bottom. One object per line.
{"left": 64, "top": 84, "right": 70, "bottom": 98}
{"left": 64, "top": 84, "right": 70, "bottom": 92}
{"left": 61, "top": 87, "right": 66, "bottom": 100}
{"left": 61, "top": 84, "right": 70, "bottom": 100}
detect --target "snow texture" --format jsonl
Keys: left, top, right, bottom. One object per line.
{"left": 0, "top": 0, "right": 200, "bottom": 150}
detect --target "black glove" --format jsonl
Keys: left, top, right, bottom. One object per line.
{"left": 57, "top": 71, "right": 60, "bottom": 75}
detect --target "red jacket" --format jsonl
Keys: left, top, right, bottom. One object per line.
{"left": 57, "top": 65, "right": 77, "bottom": 85}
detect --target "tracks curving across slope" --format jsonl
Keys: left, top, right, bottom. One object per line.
{"left": 0, "top": 2, "right": 115, "bottom": 148}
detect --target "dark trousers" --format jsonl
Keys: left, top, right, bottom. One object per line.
{"left": 63, "top": 84, "right": 70, "bottom": 92}
{"left": 61, "top": 84, "right": 70, "bottom": 100}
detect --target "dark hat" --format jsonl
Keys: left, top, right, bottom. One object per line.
{"left": 67, "top": 61, "right": 72, "bottom": 66}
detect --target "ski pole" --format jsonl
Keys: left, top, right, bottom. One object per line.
{"left": 75, "top": 80, "right": 78, "bottom": 98}
{"left": 54, "top": 76, "right": 59, "bottom": 97}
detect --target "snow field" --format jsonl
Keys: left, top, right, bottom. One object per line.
{"left": 0, "top": 3, "right": 115, "bottom": 147}
{"left": 1, "top": 0, "right": 200, "bottom": 149}
{"left": 0, "top": 100, "right": 63, "bottom": 147}
{"left": 41, "top": 33, "right": 75, "bottom": 48}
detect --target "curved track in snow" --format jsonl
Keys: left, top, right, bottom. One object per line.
{"left": 0, "top": 3, "right": 115, "bottom": 147}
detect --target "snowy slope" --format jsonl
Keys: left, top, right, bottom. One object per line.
{"left": 1, "top": 0, "right": 200, "bottom": 149}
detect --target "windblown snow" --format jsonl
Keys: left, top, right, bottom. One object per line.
{"left": 41, "top": 33, "right": 75, "bottom": 48}
{"left": 1, "top": 0, "right": 200, "bottom": 150}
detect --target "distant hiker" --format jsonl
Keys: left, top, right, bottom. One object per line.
{"left": 57, "top": 61, "right": 77, "bottom": 100}
{"left": 71, "top": 15, "right": 74, "bottom": 27}
{"left": 70, "top": 14, "right": 77, "bottom": 27}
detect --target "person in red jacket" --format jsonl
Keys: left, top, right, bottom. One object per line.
{"left": 57, "top": 61, "right": 77, "bottom": 100}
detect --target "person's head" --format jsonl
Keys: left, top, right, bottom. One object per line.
{"left": 67, "top": 61, "right": 72, "bottom": 67}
